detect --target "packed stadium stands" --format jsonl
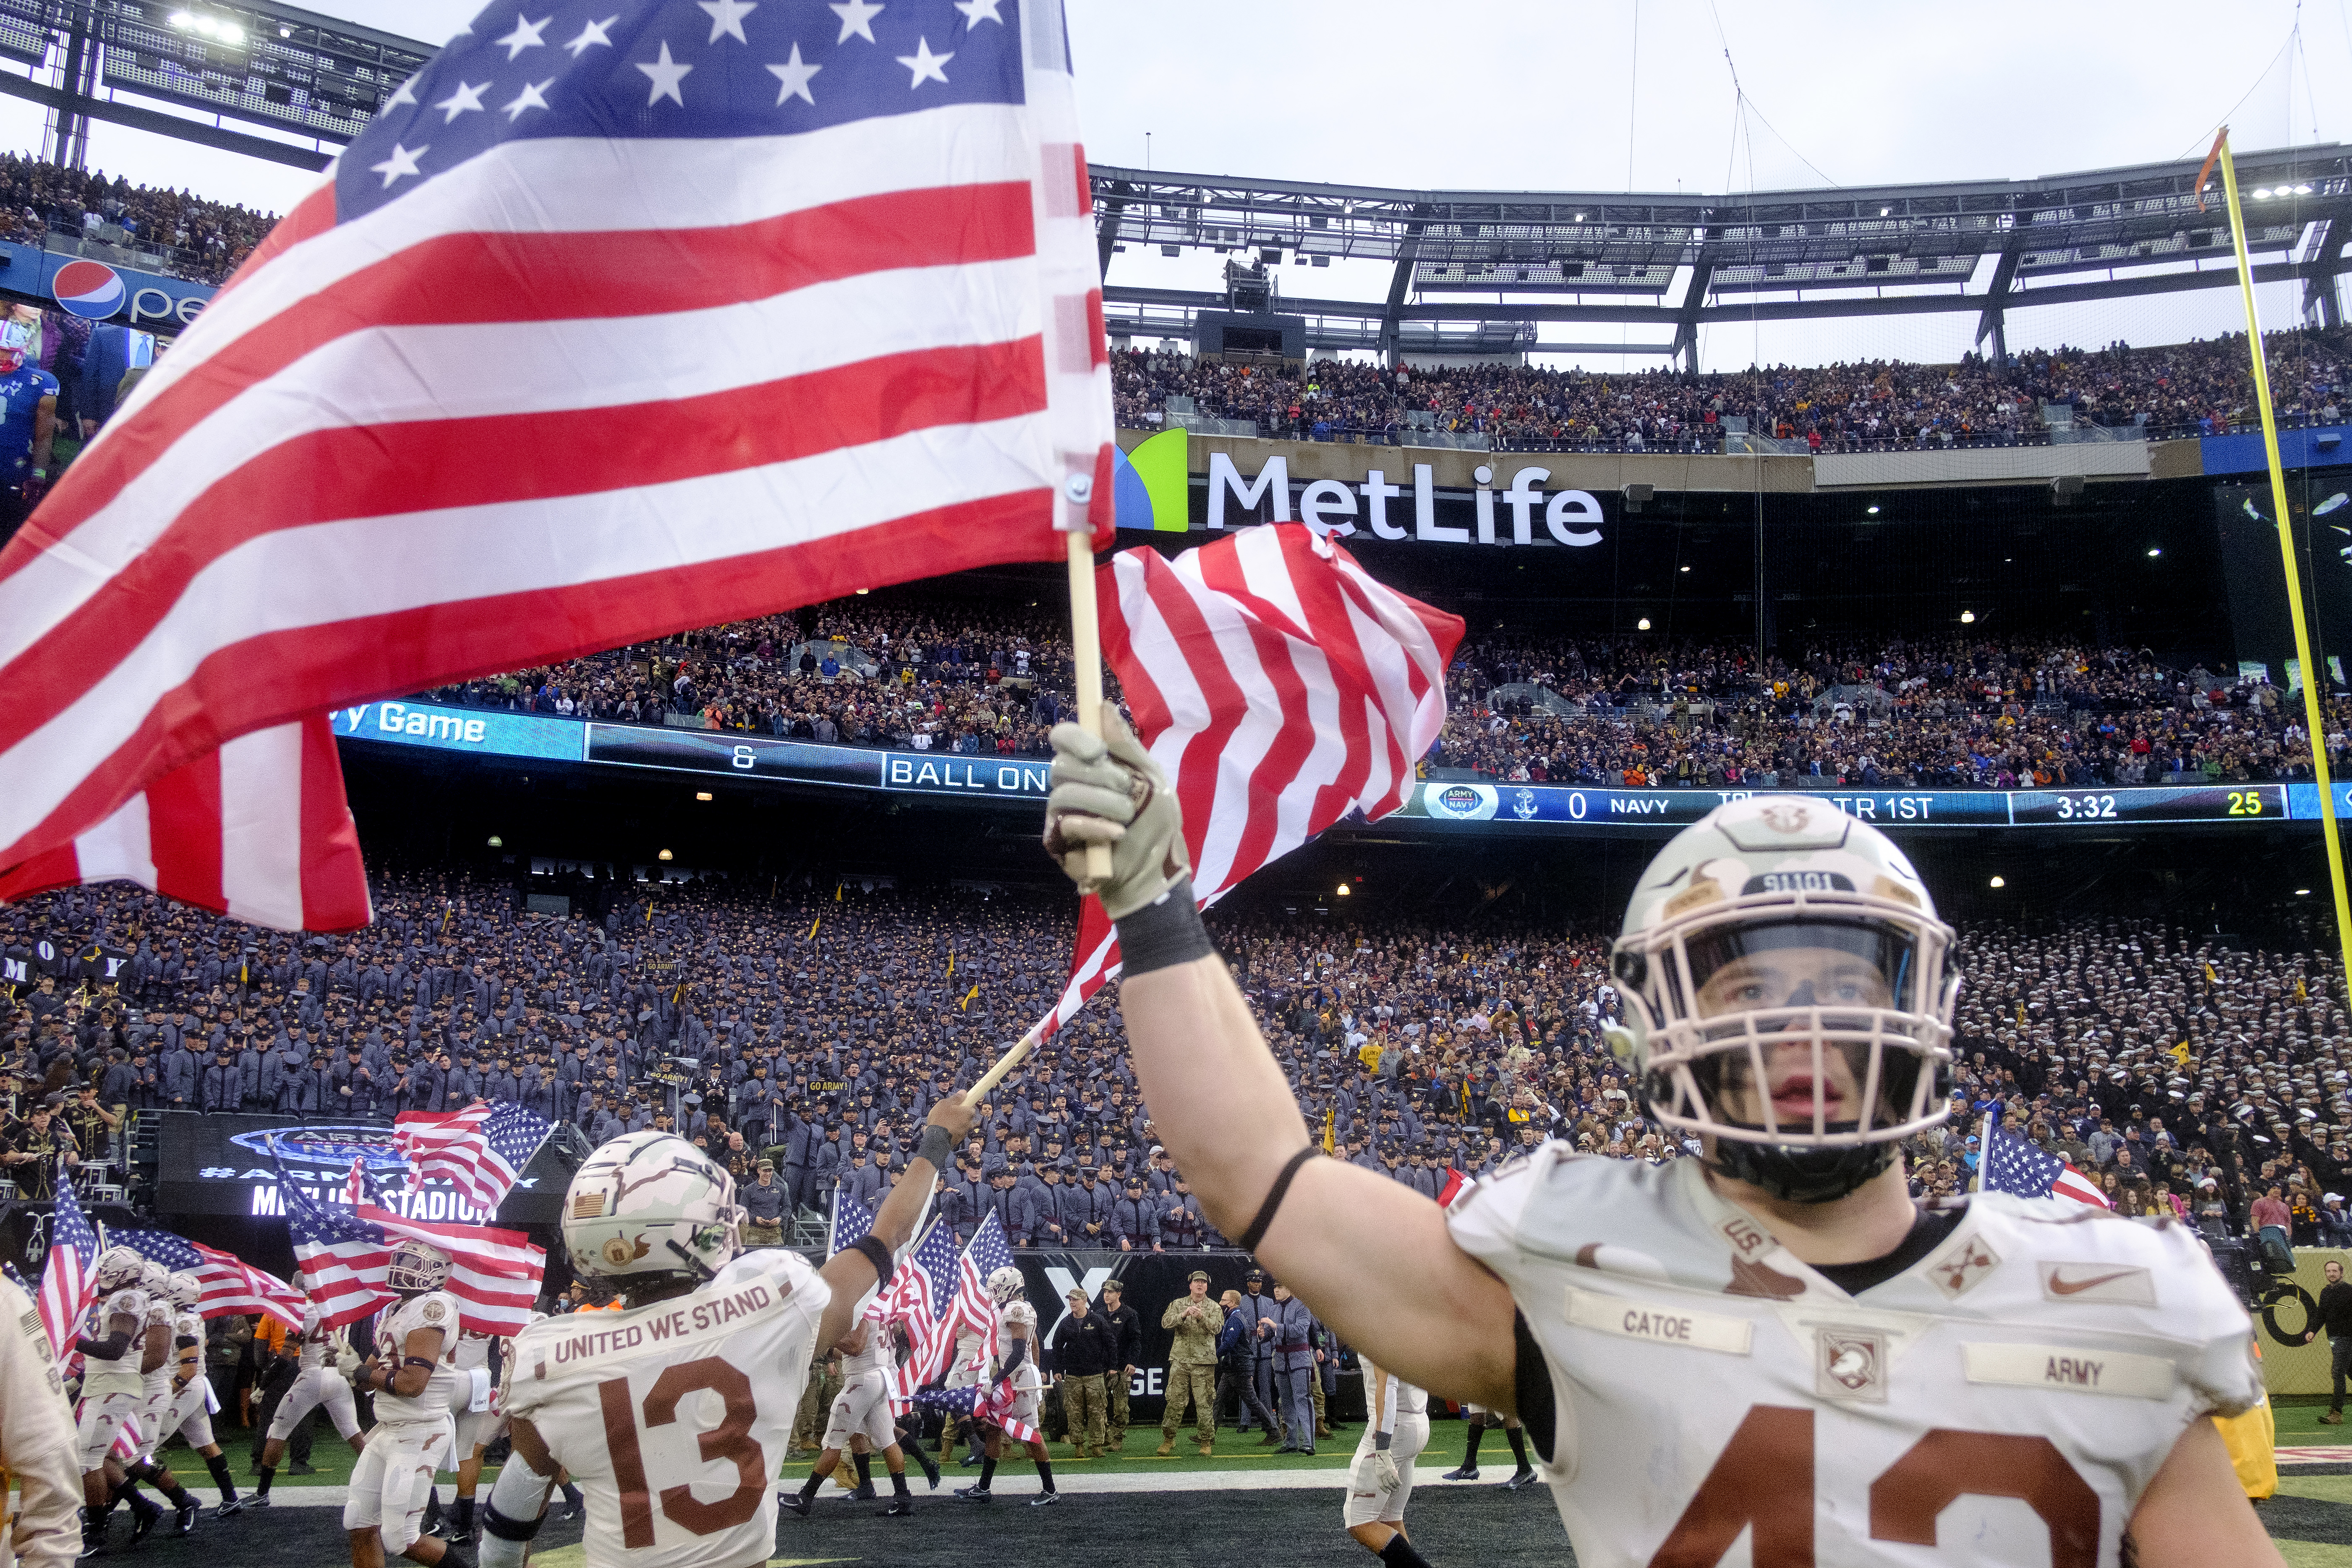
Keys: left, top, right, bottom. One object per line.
{"left": 1113, "top": 330, "right": 2352, "bottom": 450}
{"left": 7, "top": 872, "right": 2344, "bottom": 1250}
{"left": 0, "top": 152, "right": 276, "bottom": 285}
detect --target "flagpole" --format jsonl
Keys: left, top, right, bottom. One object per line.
{"left": 2211, "top": 127, "right": 2352, "bottom": 995}
{"left": 1971, "top": 1113, "right": 1988, "bottom": 1194}
{"left": 964, "top": 1025, "right": 1041, "bottom": 1108}
{"left": 1065, "top": 524, "right": 1115, "bottom": 891}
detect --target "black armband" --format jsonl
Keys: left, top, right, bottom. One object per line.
{"left": 174, "top": 1335, "right": 200, "bottom": 1350}
{"left": 483, "top": 1503, "right": 545, "bottom": 1543}
{"left": 847, "top": 1233, "right": 893, "bottom": 1290}
{"left": 913, "top": 1124, "right": 954, "bottom": 1170}
{"left": 1236, "top": 1146, "right": 1320, "bottom": 1254}
{"left": 1110, "top": 876, "right": 1214, "bottom": 977}
{"left": 403, "top": 1356, "right": 437, "bottom": 1370}
{"left": 75, "top": 1330, "right": 132, "bottom": 1361}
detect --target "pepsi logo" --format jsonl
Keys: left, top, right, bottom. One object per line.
{"left": 52, "top": 258, "right": 125, "bottom": 319}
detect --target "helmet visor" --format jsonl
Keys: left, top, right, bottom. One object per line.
{"left": 1682, "top": 917, "right": 1918, "bottom": 1019}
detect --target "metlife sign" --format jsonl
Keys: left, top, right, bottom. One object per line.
{"left": 1195, "top": 449, "right": 1607, "bottom": 546}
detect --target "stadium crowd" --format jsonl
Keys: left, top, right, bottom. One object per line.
{"left": 1111, "top": 329, "right": 2352, "bottom": 450}
{"left": 0, "top": 153, "right": 275, "bottom": 285}
{"left": 4, "top": 870, "right": 2347, "bottom": 1252}
{"left": 419, "top": 588, "right": 2346, "bottom": 790}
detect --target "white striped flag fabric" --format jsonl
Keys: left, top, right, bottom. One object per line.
{"left": 1032, "top": 523, "right": 1462, "bottom": 1039}
{"left": 34, "top": 1180, "right": 99, "bottom": 1359}
{"left": 116, "top": 1228, "right": 307, "bottom": 1329}
{"left": 1978, "top": 1119, "right": 2112, "bottom": 1209}
{"left": 282, "top": 1159, "right": 545, "bottom": 1333}
{"left": 879, "top": 1219, "right": 964, "bottom": 1404}
{"left": 393, "top": 1100, "right": 556, "bottom": 1212}
{"left": 942, "top": 1210, "right": 1013, "bottom": 1375}
{"left": 913, "top": 1375, "right": 1040, "bottom": 1445}
{"left": 0, "top": 716, "right": 370, "bottom": 930}
{"left": 1436, "top": 1168, "right": 1477, "bottom": 1210}
{"left": 0, "top": 0, "right": 1113, "bottom": 930}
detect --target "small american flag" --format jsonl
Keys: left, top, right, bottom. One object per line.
{"left": 942, "top": 1210, "right": 1014, "bottom": 1375}
{"left": 116, "top": 1228, "right": 306, "bottom": 1330}
{"left": 913, "top": 1375, "right": 1040, "bottom": 1445}
{"left": 828, "top": 1187, "right": 877, "bottom": 1259}
{"left": 394, "top": 1100, "right": 555, "bottom": 1211}
{"left": 880, "top": 1219, "right": 964, "bottom": 1402}
{"left": 1979, "top": 1120, "right": 2110, "bottom": 1209}
{"left": 0, "top": 0, "right": 1113, "bottom": 931}
{"left": 281, "top": 1158, "right": 546, "bottom": 1333}
{"left": 1034, "top": 524, "right": 1462, "bottom": 1038}
{"left": 34, "top": 1180, "right": 99, "bottom": 1359}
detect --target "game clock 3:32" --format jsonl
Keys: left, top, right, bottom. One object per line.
{"left": 2010, "top": 785, "right": 2285, "bottom": 825}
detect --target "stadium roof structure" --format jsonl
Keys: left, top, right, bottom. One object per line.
{"left": 1090, "top": 143, "right": 2352, "bottom": 364}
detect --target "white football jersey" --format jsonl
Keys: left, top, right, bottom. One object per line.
{"left": 81, "top": 1288, "right": 149, "bottom": 1396}
{"left": 1448, "top": 1147, "right": 2261, "bottom": 1568}
{"left": 839, "top": 1319, "right": 891, "bottom": 1376}
{"left": 505, "top": 1250, "right": 828, "bottom": 1568}
{"left": 997, "top": 1300, "right": 1039, "bottom": 1390}
{"left": 296, "top": 1301, "right": 335, "bottom": 1370}
{"left": 373, "top": 1290, "right": 465, "bottom": 1423}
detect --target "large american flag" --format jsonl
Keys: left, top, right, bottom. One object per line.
{"left": 115, "top": 1228, "right": 306, "bottom": 1330}
{"left": 941, "top": 1210, "right": 1013, "bottom": 1376}
{"left": 394, "top": 1100, "right": 555, "bottom": 1211}
{"left": 1035, "top": 524, "right": 1461, "bottom": 1037}
{"left": 879, "top": 1218, "right": 963, "bottom": 1403}
{"left": 1979, "top": 1120, "right": 2111, "bottom": 1209}
{"left": 34, "top": 1180, "right": 100, "bottom": 1359}
{"left": 0, "top": 0, "right": 1113, "bottom": 930}
{"left": 912, "top": 1373, "right": 1039, "bottom": 1445}
{"left": 281, "top": 1160, "right": 546, "bottom": 1332}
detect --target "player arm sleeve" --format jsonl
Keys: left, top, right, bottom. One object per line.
{"left": 999, "top": 1335, "right": 1028, "bottom": 1380}
{"left": 1512, "top": 1307, "right": 1556, "bottom": 1464}
{"left": 479, "top": 1450, "right": 557, "bottom": 1568}
{"left": 73, "top": 1329, "right": 133, "bottom": 1360}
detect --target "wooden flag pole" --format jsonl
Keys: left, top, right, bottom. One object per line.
{"left": 1066, "top": 527, "right": 1116, "bottom": 888}
{"left": 964, "top": 1026, "right": 1041, "bottom": 1108}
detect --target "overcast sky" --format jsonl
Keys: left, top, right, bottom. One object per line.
{"left": 5, "top": 0, "right": 2343, "bottom": 368}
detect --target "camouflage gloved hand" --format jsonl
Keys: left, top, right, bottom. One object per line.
{"left": 1043, "top": 703, "right": 1189, "bottom": 919}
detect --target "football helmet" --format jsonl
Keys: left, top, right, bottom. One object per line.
{"left": 165, "top": 1271, "right": 203, "bottom": 1311}
{"left": 94, "top": 1247, "right": 146, "bottom": 1292}
{"left": 138, "top": 1259, "right": 172, "bottom": 1295}
{"left": 562, "top": 1131, "right": 743, "bottom": 1292}
{"left": 1607, "top": 794, "right": 1957, "bottom": 1202}
{"left": 987, "top": 1266, "right": 1024, "bottom": 1304}
{"left": 386, "top": 1239, "right": 453, "bottom": 1295}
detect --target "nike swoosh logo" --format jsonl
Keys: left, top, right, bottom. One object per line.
{"left": 2048, "top": 1269, "right": 2138, "bottom": 1295}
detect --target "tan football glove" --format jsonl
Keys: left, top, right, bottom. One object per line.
{"left": 1043, "top": 704, "right": 1190, "bottom": 920}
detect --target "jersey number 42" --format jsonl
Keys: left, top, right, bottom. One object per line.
{"left": 1652, "top": 1406, "right": 2099, "bottom": 1568}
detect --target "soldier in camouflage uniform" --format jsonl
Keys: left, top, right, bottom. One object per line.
{"left": 789, "top": 1345, "right": 841, "bottom": 1456}
{"left": 1157, "top": 1270, "right": 1220, "bottom": 1456}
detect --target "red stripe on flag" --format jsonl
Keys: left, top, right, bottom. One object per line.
{"left": 296, "top": 718, "right": 370, "bottom": 928}
{"left": 147, "top": 746, "right": 224, "bottom": 912}
{"left": 3, "top": 483, "right": 1054, "bottom": 878}
{"left": 0, "top": 334, "right": 1050, "bottom": 768}
{"left": 7, "top": 180, "right": 1040, "bottom": 567}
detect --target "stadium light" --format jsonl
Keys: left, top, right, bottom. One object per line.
{"left": 2300, "top": 889, "right": 2314, "bottom": 896}
{"left": 1636, "top": 617, "right": 1651, "bottom": 631}
{"left": 1960, "top": 610, "right": 1976, "bottom": 623}
{"left": 486, "top": 835, "right": 502, "bottom": 848}
{"left": 1866, "top": 505, "right": 1879, "bottom": 515}
{"left": 1989, "top": 876, "right": 2005, "bottom": 888}
{"left": 695, "top": 791, "right": 713, "bottom": 801}
{"left": 2254, "top": 188, "right": 2273, "bottom": 199}
{"left": 2147, "top": 547, "right": 2161, "bottom": 557}
{"left": 2296, "top": 184, "right": 2314, "bottom": 195}
{"left": 1680, "top": 564, "right": 1691, "bottom": 572}
{"left": 657, "top": 848, "right": 673, "bottom": 861}
{"left": 855, "top": 587, "right": 869, "bottom": 594}
{"left": 1335, "top": 883, "right": 1351, "bottom": 896}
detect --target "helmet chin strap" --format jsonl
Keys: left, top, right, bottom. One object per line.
{"left": 1706, "top": 1136, "right": 1897, "bottom": 1204}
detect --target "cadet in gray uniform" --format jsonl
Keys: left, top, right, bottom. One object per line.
{"left": 1240, "top": 1269, "right": 1281, "bottom": 1440}
{"left": 1269, "top": 1283, "right": 1319, "bottom": 1455}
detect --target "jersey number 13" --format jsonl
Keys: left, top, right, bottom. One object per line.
{"left": 596, "top": 1357, "right": 766, "bottom": 1547}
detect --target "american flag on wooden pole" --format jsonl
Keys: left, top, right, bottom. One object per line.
{"left": 115, "top": 1228, "right": 306, "bottom": 1329}
{"left": 34, "top": 1180, "right": 100, "bottom": 1359}
{"left": 0, "top": 0, "right": 1113, "bottom": 930}
{"left": 1033, "top": 523, "right": 1462, "bottom": 1038}
{"left": 1977, "top": 1118, "right": 2111, "bottom": 1208}
{"left": 878, "top": 1218, "right": 964, "bottom": 1404}
{"left": 394, "top": 1100, "right": 555, "bottom": 1212}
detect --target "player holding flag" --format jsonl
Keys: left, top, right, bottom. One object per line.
{"left": 1045, "top": 722, "right": 2280, "bottom": 1568}
{"left": 252, "top": 1270, "right": 368, "bottom": 1508}
{"left": 477, "top": 1092, "right": 973, "bottom": 1568}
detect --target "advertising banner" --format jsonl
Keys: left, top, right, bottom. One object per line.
{"left": 0, "top": 245, "right": 214, "bottom": 329}
{"left": 154, "top": 1111, "right": 572, "bottom": 1225}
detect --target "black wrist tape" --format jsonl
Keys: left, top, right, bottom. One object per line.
{"left": 914, "top": 1124, "right": 954, "bottom": 1170}
{"left": 848, "top": 1232, "right": 894, "bottom": 1290}
{"left": 1112, "top": 876, "right": 1214, "bottom": 977}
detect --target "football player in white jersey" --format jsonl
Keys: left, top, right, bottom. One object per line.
{"left": 476, "top": 1092, "right": 973, "bottom": 1568}
{"left": 951, "top": 1267, "right": 1056, "bottom": 1506}
{"left": 73, "top": 1248, "right": 165, "bottom": 1553}
{"left": 780, "top": 1315, "right": 931, "bottom": 1518}
{"left": 1345, "top": 1359, "right": 1430, "bottom": 1562}
{"left": 345, "top": 1239, "right": 471, "bottom": 1568}
{"left": 253, "top": 1270, "right": 367, "bottom": 1506}
{"left": 1046, "top": 718, "right": 2283, "bottom": 1568}
{"left": 156, "top": 1272, "right": 244, "bottom": 1516}
{"left": 438, "top": 1322, "right": 508, "bottom": 1543}
{"left": 105, "top": 1267, "right": 207, "bottom": 1537}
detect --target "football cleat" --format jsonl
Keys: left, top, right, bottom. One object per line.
{"left": 127, "top": 1503, "right": 160, "bottom": 1547}
{"left": 212, "top": 1499, "right": 243, "bottom": 1519}
{"left": 1028, "top": 1492, "right": 1061, "bottom": 1507}
{"left": 172, "top": 1500, "right": 199, "bottom": 1537}
{"left": 876, "top": 1498, "right": 914, "bottom": 1517}
{"left": 1502, "top": 1469, "right": 1539, "bottom": 1490}
{"left": 1441, "top": 1465, "right": 1479, "bottom": 1482}
{"left": 954, "top": 1486, "right": 992, "bottom": 1502}
{"left": 240, "top": 1497, "right": 270, "bottom": 1511}
{"left": 776, "top": 1493, "right": 810, "bottom": 1519}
